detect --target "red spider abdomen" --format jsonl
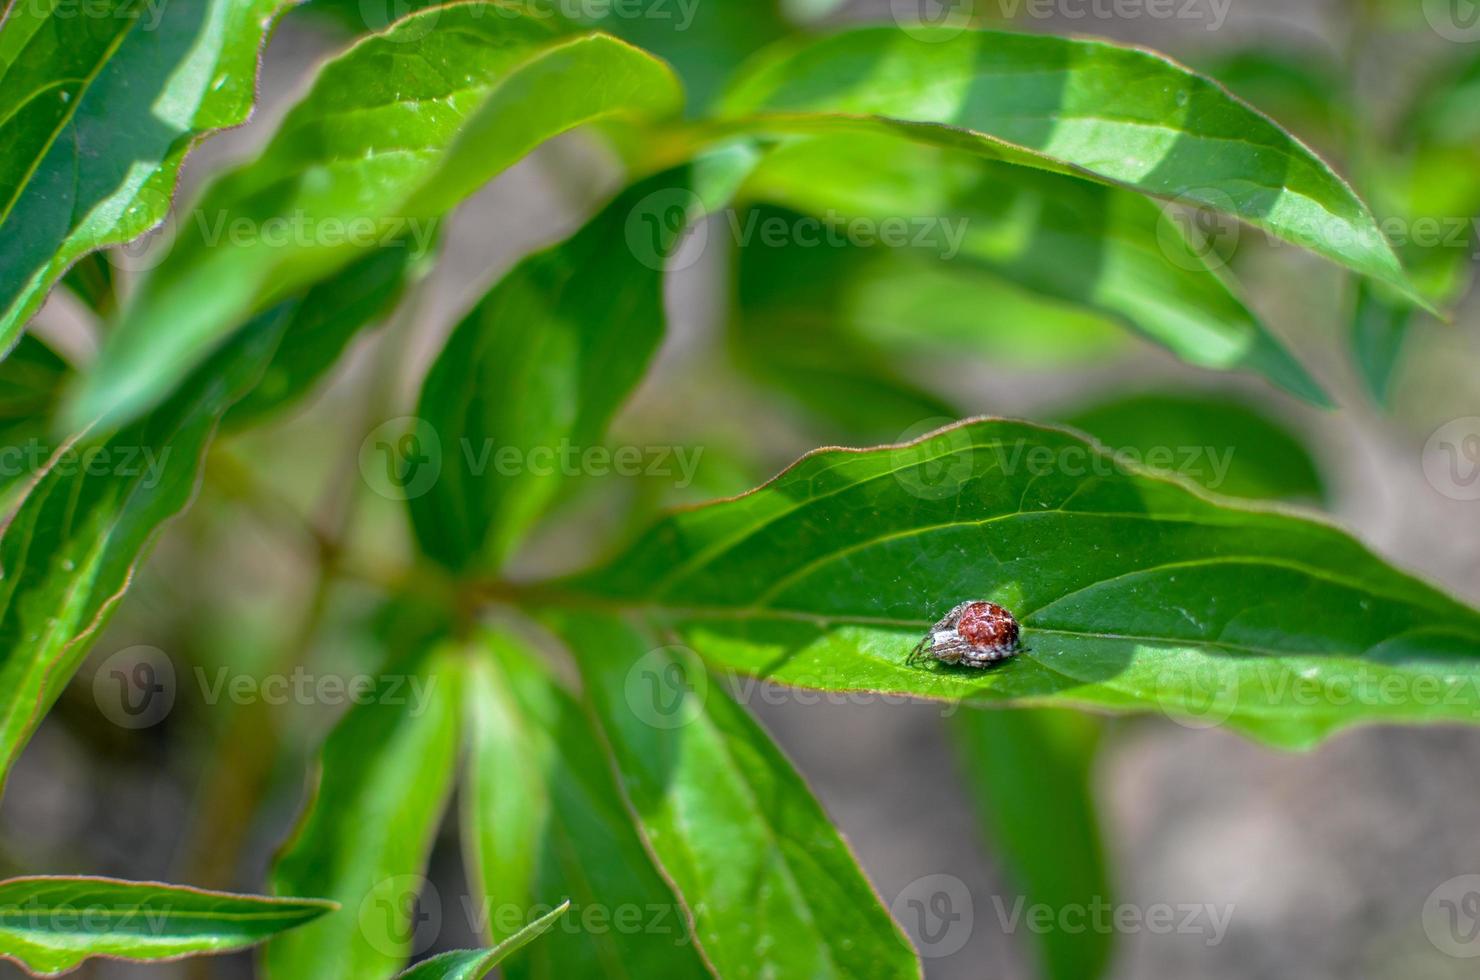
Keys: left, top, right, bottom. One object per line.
{"left": 957, "top": 601, "right": 1020, "bottom": 652}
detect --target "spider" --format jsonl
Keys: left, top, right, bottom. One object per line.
{"left": 907, "top": 601, "right": 1023, "bottom": 668}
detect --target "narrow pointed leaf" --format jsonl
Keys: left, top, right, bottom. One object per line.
{"left": 267, "top": 643, "right": 463, "bottom": 980}
{"left": 738, "top": 133, "right": 1328, "bottom": 403}
{"left": 718, "top": 26, "right": 1423, "bottom": 306}
{"left": 559, "top": 613, "right": 920, "bottom": 979}
{"left": 559, "top": 419, "right": 1480, "bottom": 749}
{"left": 391, "top": 900, "right": 571, "bottom": 980}
{"left": 0, "top": 875, "right": 332, "bottom": 977}
{"left": 0, "top": 312, "right": 285, "bottom": 795}
{"left": 0, "top": 0, "right": 296, "bottom": 349}
{"left": 408, "top": 151, "right": 754, "bottom": 571}
{"left": 69, "top": 1, "right": 682, "bottom": 431}
{"left": 952, "top": 710, "right": 1112, "bottom": 980}
{"left": 462, "top": 635, "right": 712, "bottom": 977}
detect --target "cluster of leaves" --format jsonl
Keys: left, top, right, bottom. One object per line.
{"left": 1, "top": 0, "right": 1477, "bottom": 976}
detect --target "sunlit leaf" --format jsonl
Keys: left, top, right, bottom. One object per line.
{"left": 560, "top": 613, "right": 920, "bottom": 978}
{"left": 0, "top": 876, "right": 331, "bottom": 977}
{"left": 68, "top": 1, "right": 682, "bottom": 431}
{"left": 0, "top": 0, "right": 297, "bottom": 349}
{"left": 559, "top": 418, "right": 1480, "bottom": 749}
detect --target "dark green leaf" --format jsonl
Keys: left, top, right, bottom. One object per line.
{"left": 559, "top": 418, "right": 1480, "bottom": 749}
{"left": 68, "top": 2, "right": 682, "bottom": 431}
{"left": 560, "top": 612, "right": 920, "bottom": 979}
{"left": 226, "top": 239, "right": 436, "bottom": 428}
{"left": 0, "top": 875, "right": 332, "bottom": 977}
{"left": 1057, "top": 391, "right": 1325, "bottom": 502}
{"left": 408, "top": 150, "right": 753, "bottom": 571}
{"left": 268, "top": 643, "right": 463, "bottom": 980}
{"left": 0, "top": 0, "right": 296, "bottom": 349}
{"left": 952, "top": 709, "right": 1112, "bottom": 980}
{"left": 718, "top": 26, "right": 1424, "bottom": 306}
{"left": 462, "top": 633, "right": 711, "bottom": 977}
{"left": 391, "top": 901, "right": 571, "bottom": 980}
{"left": 0, "top": 311, "right": 285, "bottom": 794}
{"left": 737, "top": 132, "right": 1328, "bottom": 403}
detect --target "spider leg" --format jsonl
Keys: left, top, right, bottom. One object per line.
{"left": 906, "top": 636, "right": 932, "bottom": 666}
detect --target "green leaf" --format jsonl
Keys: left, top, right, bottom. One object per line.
{"left": 558, "top": 612, "right": 920, "bottom": 979}
{"left": 0, "top": 335, "right": 69, "bottom": 498}
{"left": 69, "top": 1, "right": 682, "bottom": 431}
{"left": 952, "top": 710, "right": 1112, "bottom": 980}
{"left": 462, "top": 634, "right": 711, "bottom": 977}
{"left": 408, "top": 150, "right": 754, "bottom": 571}
{"left": 0, "top": 875, "right": 332, "bottom": 977}
{"left": 267, "top": 642, "right": 463, "bottom": 980}
{"left": 736, "top": 132, "right": 1328, "bottom": 403}
{"left": 391, "top": 901, "right": 571, "bottom": 980}
{"left": 226, "top": 239, "right": 436, "bottom": 428}
{"left": 1057, "top": 391, "right": 1325, "bottom": 502}
{"left": 0, "top": 311, "right": 285, "bottom": 795}
{"left": 558, "top": 418, "right": 1480, "bottom": 749}
{"left": 717, "top": 26, "right": 1424, "bottom": 306}
{"left": 0, "top": 0, "right": 296, "bottom": 350}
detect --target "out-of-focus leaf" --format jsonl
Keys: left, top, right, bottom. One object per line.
{"left": 68, "top": 1, "right": 683, "bottom": 432}
{"left": 738, "top": 133, "right": 1328, "bottom": 403}
{"left": 0, "top": 336, "right": 68, "bottom": 497}
{"left": 268, "top": 643, "right": 463, "bottom": 980}
{"left": 559, "top": 612, "right": 919, "bottom": 979}
{"left": 1199, "top": 48, "right": 1348, "bottom": 146}
{"left": 718, "top": 26, "right": 1424, "bottom": 306}
{"left": 0, "top": 876, "right": 333, "bottom": 977}
{"left": 462, "top": 634, "right": 711, "bottom": 977}
{"left": 0, "top": 0, "right": 295, "bottom": 349}
{"left": 731, "top": 205, "right": 957, "bottom": 439}
{"left": 0, "top": 311, "right": 284, "bottom": 795}
{"left": 226, "top": 238, "right": 436, "bottom": 428}
{"left": 559, "top": 418, "right": 1480, "bottom": 749}
{"left": 952, "top": 709, "right": 1111, "bottom": 980}
{"left": 391, "top": 901, "right": 571, "bottom": 980}
{"left": 408, "top": 151, "right": 753, "bottom": 572}
{"left": 1058, "top": 391, "right": 1325, "bottom": 502}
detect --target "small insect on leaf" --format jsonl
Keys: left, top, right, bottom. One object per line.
{"left": 907, "top": 601, "right": 1023, "bottom": 668}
